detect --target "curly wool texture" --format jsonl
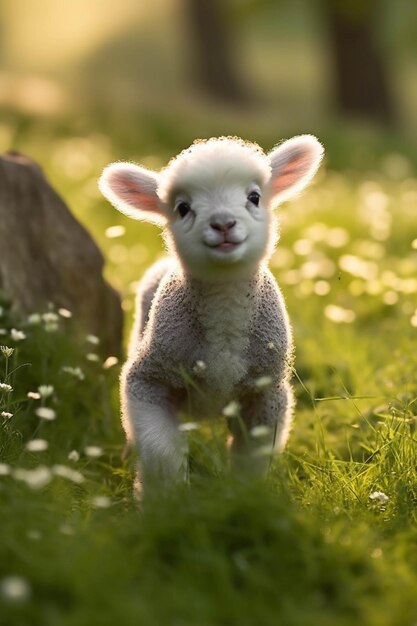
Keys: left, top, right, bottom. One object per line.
{"left": 157, "top": 137, "right": 272, "bottom": 204}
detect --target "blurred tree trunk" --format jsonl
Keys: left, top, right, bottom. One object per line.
{"left": 184, "top": 0, "right": 247, "bottom": 103}
{"left": 323, "top": 0, "right": 395, "bottom": 123}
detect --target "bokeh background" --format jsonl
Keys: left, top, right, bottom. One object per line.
{"left": 1, "top": 0, "right": 417, "bottom": 323}
{"left": 3, "top": 5, "right": 417, "bottom": 623}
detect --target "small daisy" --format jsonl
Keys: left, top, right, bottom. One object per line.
{"left": 27, "top": 313, "right": 41, "bottom": 325}
{"left": 192, "top": 360, "right": 206, "bottom": 374}
{"left": 26, "top": 439, "right": 49, "bottom": 452}
{"left": 13, "top": 466, "right": 52, "bottom": 489}
{"left": 68, "top": 450, "right": 80, "bottom": 462}
{"left": 103, "top": 356, "right": 118, "bottom": 369}
{"left": 250, "top": 425, "right": 271, "bottom": 438}
{"left": 42, "top": 312, "right": 59, "bottom": 323}
{"left": 0, "top": 463, "right": 11, "bottom": 475}
{"left": 222, "top": 401, "right": 240, "bottom": 418}
{"left": 10, "top": 328, "right": 26, "bottom": 342}
{"left": 38, "top": 385, "right": 54, "bottom": 399}
{"left": 254, "top": 375, "right": 273, "bottom": 390}
{"left": 91, "top": 495, "right": 112, "bottom": 509}
{"left": 62, "top": 366, "right": 85, "bottom": 381}
{"left": 35, "top": 407, "right": 56, "bottom": 421}
{"left": 178, "top": 422, "right": 200, "bottom": 432}
{"left": 85, "top": 445, "right": 103, "bottom": 458}
{"left": 369, "top": 491, "right": 389, "bottom": 504}
{"left": 0, "top": 576, "right": 31, "bottom": 602}
{"left": 27, "top": 391, "right": 41, "bottom": 400}
{"left": 52, "top": 465, "right": 85, "bottom": 484}
{"left": 0, "top": 345, "right": 14, "bottom": 358}
{"left": 86, "top": 334, "right": 100, "bottom": 345}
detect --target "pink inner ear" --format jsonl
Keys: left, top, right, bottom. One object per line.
{"left": 109, "top": 171, "right": 159, "bottom": 213}
{"left": 271, "top": 150, "right": 311, "bottom": 195}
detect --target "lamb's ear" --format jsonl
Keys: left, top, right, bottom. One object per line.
{"left": 99, "top": 162, "right": 165, "bottom": 225}
{"left": 267, "top": 135, "right": 324, "bottom": 205}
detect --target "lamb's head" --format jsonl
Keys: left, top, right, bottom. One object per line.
{"left": 99, "top": 136, "right": 323, "bottom": 281}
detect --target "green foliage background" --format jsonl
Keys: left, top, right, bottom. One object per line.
{"left": 1, "top": 1, "right": 417, "bottom": 624}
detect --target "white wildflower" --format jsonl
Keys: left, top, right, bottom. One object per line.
{"left": 10, "top": 328, "right": 26, "bottom": 341}
{"left": 35, "top": 407, "right": 56, "bottom": 421}
{"left": 192, "top": 360, "right": 206, "bottom": 374}
{"left": 103, "top": 356, "right": 118, "bottom": 369}
{"left": 58, "top": 308, "right": 72, "bottom": 318}
{"left": 222, "top": 401, "right": 240, "bottom": 418}
{"left": 62, "top": 366, "right": 85, "bottom": 381}
{"left": 0, "top": 329, "right": 6, "bottom": 335}
{"left": 0, "top": 576, "right": 31, "bottom": 602}
{"left": 27, "top": 391, "right": 41, "bottom": 400}
{"left": 38, "top": 385, "right": 54, "bottom": 399}
{"left": 85, "top": 445, "right": 103, "bottom": 458}
{"left": 14, "top": 466, "right": 52, "bottom": 489}
{"left": 0, "top": 463, "right": 11, "bottom": 475}
{"left": 44, "top": 322, "right": 59, "bottom": 333}
{"left": 86, "top": 353, "right": 99, "bottom": 362}
{"left": 0, "top": 382, "right": 13, "bottom": 393}
{"left": 27, "top": 313, "right": 41, "bottom": 325}
{"left": 68, "top": 449, "right": 80, "bottom": 462}
{"left": 369, "top": 491, "right": 389, "bottom": 504}
{"left": 52, "top": 465, "right": 85, "bottom": 484}
{"left": 26, "top": 439, "right": 49, "bottom": 452}
{"left": 42, "top": 312, "right": 59, "bottom": 323}
{"left": 255, "top": 375, "right": 273, "bottom": 390}
{"left": 86, "top": 334, "right": 100, "bottom": 345}
{"left": 250, "top": 425, "right": 272, "bottom": 439}
{"left": 1, "top": 411, "right": 13, "bottom": 420}
{"left": 91, "top": 495, "right": 112, "bottom": 509}
{"left": 0, "top": 345, "right": 14, "bottom": 358}
{"left": 178, "top": 422, "right": 200, "bottom": 432}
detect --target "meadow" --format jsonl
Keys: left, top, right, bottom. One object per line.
{"left": 1, "top": 120, "right": 417, "bottom": 626}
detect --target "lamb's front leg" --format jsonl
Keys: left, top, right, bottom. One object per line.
{"left": 121, "top": 368, "right": 187, "bottom": 490}
{"left": 228, "top": 381, "right": 294, "bottom": 474}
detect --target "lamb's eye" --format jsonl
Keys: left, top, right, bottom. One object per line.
{"left": 176, "top": 201, "right": 191, "bottom": 218}
{"left": 248, "top": 191, "right": 261, "bottom": 207}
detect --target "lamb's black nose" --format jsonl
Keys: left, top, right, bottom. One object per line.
{"left": 210, "top": 219, "right": 236, "bottom": 233}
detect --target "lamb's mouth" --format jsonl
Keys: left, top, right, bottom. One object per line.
{"left": 205, "top": 238, "right": 247, "bottom": 252}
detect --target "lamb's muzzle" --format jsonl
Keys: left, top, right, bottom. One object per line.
{"left": 99, "top": 135, "right": 324, "bottom": 492}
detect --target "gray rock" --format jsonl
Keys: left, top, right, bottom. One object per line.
{"left": 0, "top": 152, "right": 123, "bottom": 356}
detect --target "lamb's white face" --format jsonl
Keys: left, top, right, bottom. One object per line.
{"left": 99, "top": 135, "right": 324, "bottom": 282}
{"left": 166, "top": 178, "right": 271, "bottom": 279}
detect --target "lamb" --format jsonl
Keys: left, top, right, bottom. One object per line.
{"left": 99, "top": 135, "right": 324, "bottom": 489}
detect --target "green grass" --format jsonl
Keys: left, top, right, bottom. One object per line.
{"left": 2, "top": 124, "right": 417, "bottom": 625}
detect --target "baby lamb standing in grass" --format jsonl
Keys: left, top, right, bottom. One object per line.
{"left": 100, "top": 135, "right": 323, "bottom": 490}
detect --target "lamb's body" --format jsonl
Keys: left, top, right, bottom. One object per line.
{"left": 125, "top": 257, "right": 292, "bottom": 434}
{"left": 100, "top": 135, "right": 323, "bottom": 488}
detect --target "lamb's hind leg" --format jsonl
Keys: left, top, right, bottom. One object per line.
{"left": 228, "top": 381, "right": 294, "bottom": 474}
{"left": 122, "top": 373, "right": 188, "bottom": 491}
